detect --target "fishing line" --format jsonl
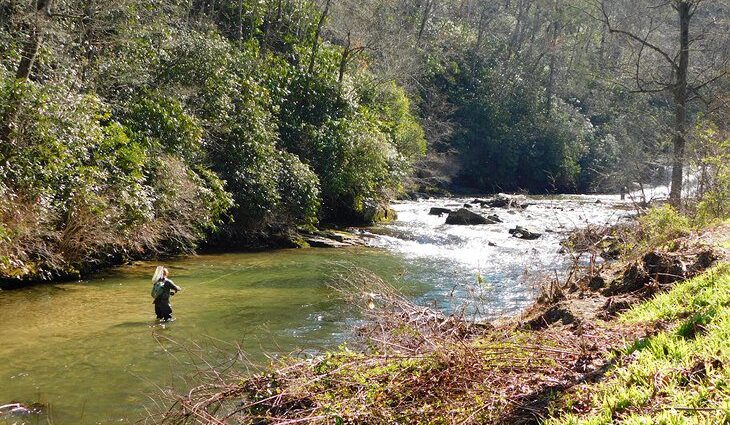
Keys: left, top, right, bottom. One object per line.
{"left": 196, "top": 268, "right": 250, "bottom": 285}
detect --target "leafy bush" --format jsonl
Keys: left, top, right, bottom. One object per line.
{"left": 638, "top": 204, "right": 691, "bottom": 249}
{"left": 691, "top": 119, "right": 729, "bottom": 223}
{"left": 0, "top": 76, "right": 231, "bottom": 280}
{"left": 423, "top": 48, "right": 588, "bottom": 193}
{"left": 274, "top": 63, "right": 422, "bottom": 222}
{"left": 0, "top": 0, "right": 426, "bottom": 279}
{"left": 277, "top": 152, "right": 321, "bottom": 226}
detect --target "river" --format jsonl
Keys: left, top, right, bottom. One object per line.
{"left": 0, "top": 196, "right": 633, "bottom": 424}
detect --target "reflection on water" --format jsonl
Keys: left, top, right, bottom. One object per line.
{"left": 0, "top": 196, "right": 632, "bottom": 424}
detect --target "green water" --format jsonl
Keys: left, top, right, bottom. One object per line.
{"left": 0, "top": 247, "right": 416, "bottom": 424}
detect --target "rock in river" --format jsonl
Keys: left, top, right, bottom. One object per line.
{"left": 445, "top": 208, "right": 499, "bottom": 225}
{"left": 509, "top": 225, "right": 542, "bottom": 240}
{"left": 428, "top": 207, "right": 453, "bottom": 216}
{"left": 497, "top": 193, "right": 530, "bottom": 208}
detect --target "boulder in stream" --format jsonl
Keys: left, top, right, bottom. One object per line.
{"left": 428, "top": 207, "right": 453, "bottom": 216}
{"left": 486, "top": 193, "right": 529, "bottom": 209}
{"left": 486, "top": 214, "right": 502, "bottom": 223}
{"left": 445, "top": 208, "right": 499, "bottom": 225}
{"left": 509, "top": 225, "right": 542, "bottom": 240}
{"left": 303, "top": 236, "right": 350, "bottom": 248}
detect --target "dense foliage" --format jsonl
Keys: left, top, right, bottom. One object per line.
{"left": 0, "top": 0, "right": 727, "bottom": 280}
{"left": 325, "top": 0, "right": 728, "bottom": 195}
{"left": 422, "top": 46, "right": 588, "bottom": 192}
{"left": 0, "top": 0, "right": 425, "bottom": 280}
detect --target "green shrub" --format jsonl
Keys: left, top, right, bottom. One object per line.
{"left": 0, "top": 75, "right": 231, "bottom": 279}
{"left": 638, "top": 204, "right": 691, "bottom": 248}
{"left": 277, "top": 152, "right": 321, "bottom": 226}
{"left": 124, "top": 94, "right": 204, "bottom": 162}
{"left": 691, "top": 120, "right": 729, "bottom": 223}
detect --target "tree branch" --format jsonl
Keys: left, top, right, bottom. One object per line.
{"left": 600, "top": 0, "right": 678, "bottom": 71}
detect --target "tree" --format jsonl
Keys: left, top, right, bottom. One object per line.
{"left": 0, "top": 0, "right": 54, "bottom": 150}
{"left": 598, "top": 0, "right": 729, "bottom": 206}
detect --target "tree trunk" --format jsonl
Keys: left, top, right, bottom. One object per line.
{"left": 545, "top": 0, "right": 560, "bottom": 116}
{"left": 307, "top": 0, "right": 330, "bottom": 75}
{"left": 338, "top": 31, "right": 351, "bottom": 83}
{"left": 237, "top": 0, "right": 243, "bottom": 43}
{"left": 1, "top": 0, "right": 53, "bottom": 150}
{"left": 669, "top": 1, "right": 690, "bottom": 207}
{"left": 417, "top": 0, "right": 433, "bottom": 44}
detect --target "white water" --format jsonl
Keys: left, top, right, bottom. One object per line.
{"left": 367, "top": 195, "right": 635, "bottom": 319}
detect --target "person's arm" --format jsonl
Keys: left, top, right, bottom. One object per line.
{"left": 166, "top": 279, "right": 182, "bottom": 293}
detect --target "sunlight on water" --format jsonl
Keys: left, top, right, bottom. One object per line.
{"left": 367, "top": 195, "right": 634, "bottom": 318}
{"left": 0, "top": 196, "right": 633, "bottom": 424}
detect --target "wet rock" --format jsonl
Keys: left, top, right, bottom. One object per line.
{"left": 486, "top": 214, "right": 502, "bottom": 223}
{"left": 0, "top": 403, "right": 44, "bottom": 417}
{"left": 488, "top": 241, "right": 497, "bottom": 247}
{"left": 428, "top": 207, "right": 453, "bottom": 216}
{"left": 304, "top": 237, "right": 350, "bottom": 248}
{"left": 445, "top": 208, "right": 499, "bottom": 225}
{"left": 509, "top": 226, "right": 542, "bottom": 240}
{"left": 362, "top": 202, "right": 398, "bottom": 224}
{"left": 299, "top": 229, "right": 364, "bottom": 248}
{"left": 485, "top": 193, "right": 529, "bottom": 209}
{"left": 486, "top": 194, "right": 511, "bottom": 208}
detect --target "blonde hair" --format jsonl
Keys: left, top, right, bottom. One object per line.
{"left": 162, "top": 267, "right": 169, "bottom": 278}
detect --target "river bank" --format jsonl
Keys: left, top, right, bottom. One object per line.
{"left": 151, "top": 219, "right": 730, "bottom": 424}
{"left": 0, "top": 192, "right": 624, "bottom": 288}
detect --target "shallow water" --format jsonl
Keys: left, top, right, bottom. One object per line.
{"left": 0, "top": 196, "right": 633, "bottom": 424}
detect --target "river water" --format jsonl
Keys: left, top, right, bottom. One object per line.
{"left": 0, "top": 196, "right": 633, "bottom": 424}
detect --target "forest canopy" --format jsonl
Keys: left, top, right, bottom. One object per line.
{"left": 0, "top": 0, "right": 727, "bottom": 280}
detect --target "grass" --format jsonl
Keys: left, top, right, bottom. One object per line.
{"left": 546, "top": 263, "right": 730, "bottom": 424}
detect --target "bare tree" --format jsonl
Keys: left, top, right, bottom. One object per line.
{"left": 307, "top": 0, "right": 331, "bottom": 75}
{"left": 597, "top": 0, "right": 729, "bottom": 206}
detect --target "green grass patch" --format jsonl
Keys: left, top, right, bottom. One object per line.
{"left": 546, "top": 263, "right": 730, "bottom": 424}
{"left": 621, "top": 263, "right": 730, "bottom": 324}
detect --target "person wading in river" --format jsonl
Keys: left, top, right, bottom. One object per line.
{"left": 151, "top": 267, "right": 181, "bottom": 321}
